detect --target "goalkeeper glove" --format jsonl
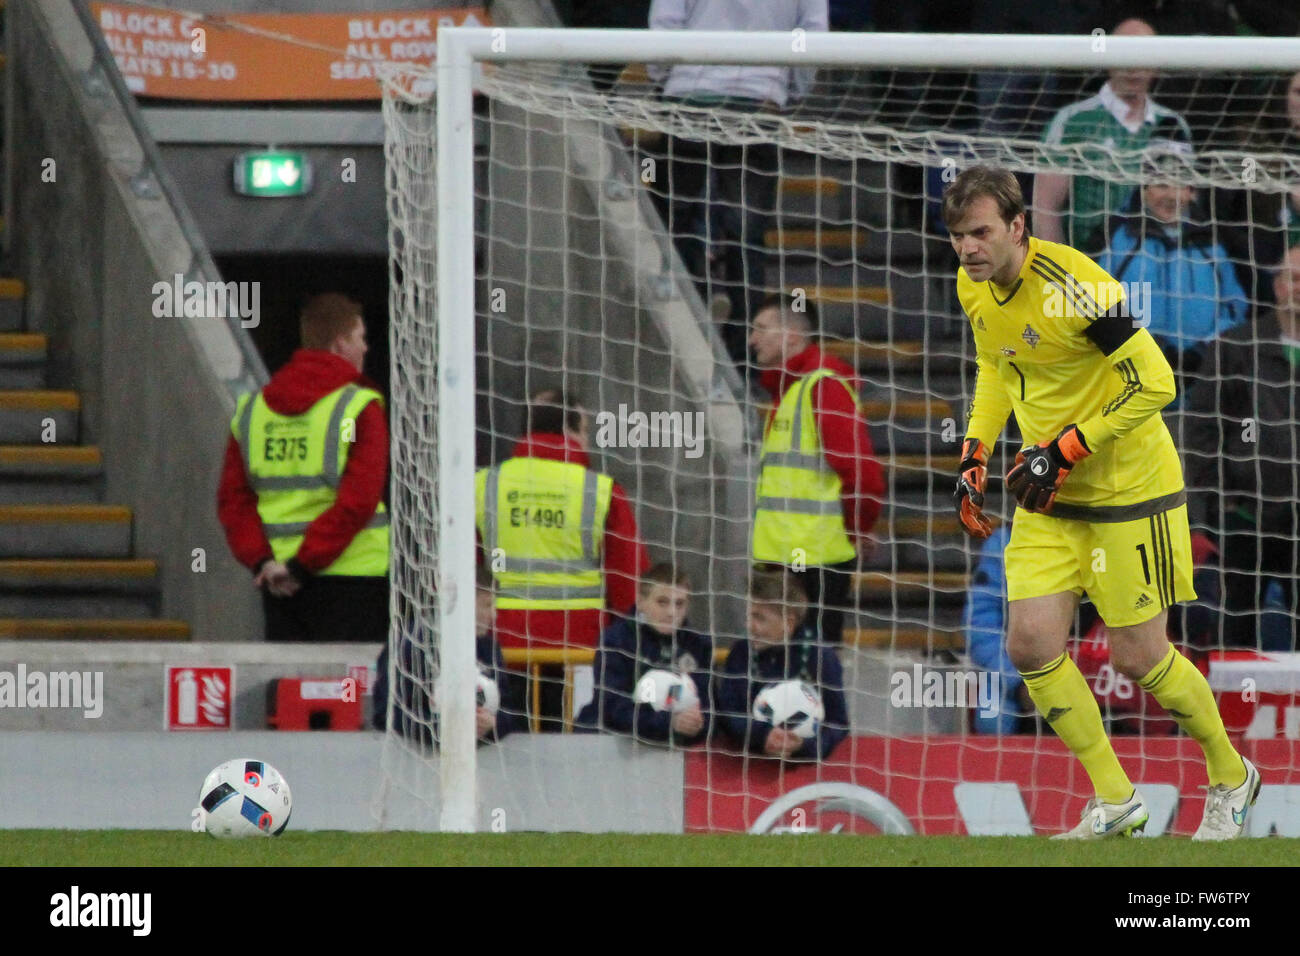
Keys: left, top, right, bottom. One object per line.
{"left": 954, "top": 438, "right": 992, "bottom": 539}
{"left": 1005, "top": 425, "right": 1092, "bottom": 514}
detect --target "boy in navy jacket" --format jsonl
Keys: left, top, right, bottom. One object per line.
{"left": 576, "top": 563, "right": 712, "bottom": 745}
{"left": 374, "top": 566, "right": 526, "bottom": 745}
{"left": 716, "top": 565, "right": 849, "bottom": 761}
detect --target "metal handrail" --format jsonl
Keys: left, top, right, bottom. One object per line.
{"left": 68, "top": 0, "right": 268, "bottom": 387}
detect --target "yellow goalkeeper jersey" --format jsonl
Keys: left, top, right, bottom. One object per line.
{"left": 957, "top": 236, "right": 1185, "bottom": 520}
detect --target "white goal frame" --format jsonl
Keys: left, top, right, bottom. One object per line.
{"left": 431, "top": 27, "right": 1300, "bottom": 832}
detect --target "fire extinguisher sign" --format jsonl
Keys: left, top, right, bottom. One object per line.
{"left": 164, "top": 665, "right": 235, "bottom": 731}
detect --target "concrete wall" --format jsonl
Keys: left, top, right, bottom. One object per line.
{"left": 0, "top": 641, "right": 382, "bottom": 731}
{"left": 9, "top": 0, "right": 264, "bottom": 639}
{"left": 0, "top": 730, "right": 686, "bottom": 832}
{"left": 160, "top": 144, "right": 388, "bottom": 256}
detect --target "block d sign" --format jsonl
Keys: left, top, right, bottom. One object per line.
{"left": 165, "top": 665, "right": 234, "bottom": 730}
{"left": 233, "top": 151, "right": 312, "bottom": 197}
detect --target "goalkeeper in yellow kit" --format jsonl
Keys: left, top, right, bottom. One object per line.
{"left": 943, "top": 165, "right": 1260, "bottom": 839}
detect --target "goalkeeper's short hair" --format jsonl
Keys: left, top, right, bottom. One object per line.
{"left": 941, "top": 164, "right": 1028, "bottom": 243}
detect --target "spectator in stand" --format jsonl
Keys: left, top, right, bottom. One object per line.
{"left": 373, "top": 566, "right": 527, "bottom": 746}
{"left": 217, "top": 293, "right": 388, "bottom": 642}
{"left": 716, "top": 565, "right": 848, "bottom": 761}
{"left": 749, "top": 293, "right": 884, "bottom": 645}
{"left": 1217, "top": 70, "right": 1300, "bottom": 314}
{"left": 1098, "top": 142, "right": 1248, "bottom": 402}
{"left": 646, "top": 0, "right": 829, "bottom": 368}
{"left": 475, "top": 389, "right": 649, "bottom": 731}
{"left": 575, "top": 562, "right": 712, "bottom": 745}
{"left": 1035, "top": 17, "right": 1193, "bottom": 257}
{"left": 1183, "top": 244, "right": 1300, "bottom": 651}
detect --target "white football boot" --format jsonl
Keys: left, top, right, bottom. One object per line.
{"left": 1192, "top": 757, "right": 1262, "bottom": 841}
{"left": 1052, "top": 790, "right": 1149, "bottom": 839}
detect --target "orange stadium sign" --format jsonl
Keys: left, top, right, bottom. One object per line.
{"left": 90, "top": 3, "right": 491, "bottom": 100}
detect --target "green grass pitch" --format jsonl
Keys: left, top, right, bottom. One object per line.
{"left": 4, "top": 831, "right": 1299, "bottom": 866}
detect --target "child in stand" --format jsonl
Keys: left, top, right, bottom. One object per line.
{"left": 716, "top": 564, "right": 849, "bottom": 761}
{"left": 576, "top": 563, "right": 712, "bottom": 745}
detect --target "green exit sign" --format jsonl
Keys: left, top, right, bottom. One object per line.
{"left": 233, "top": 151, "right": 313, "bottom": 197}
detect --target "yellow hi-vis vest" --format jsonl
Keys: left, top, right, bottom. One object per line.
{"left": 752, "top": 368, "right": 857, "bottom": 565}
{"left": 232, "top": 384, "right": 389, "bottom": 577}
{"left": 476, "top": 457, "right": 613, "bottom": 610}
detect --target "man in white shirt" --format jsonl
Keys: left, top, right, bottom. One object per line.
{"left": 1034, "top": 17, "right": 1193, "bottom": 256}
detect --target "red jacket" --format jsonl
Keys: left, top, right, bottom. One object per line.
{"left": 482, "top": 433, "right": 649, "bottom": 651}
{"left": 217, "top": 349, "right": 389, "bottom": 576}
{"left": 757, "top": 344, "right": 885, "bottom": 544}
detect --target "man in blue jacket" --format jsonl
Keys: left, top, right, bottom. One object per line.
{"left": 716, "top": 565, "right": 848, "bottom": 761}
{"left": 576, "top": 563, "right": 712, "bottom": 745}
{"left": 1098, "top": 148, "right": 1247, "bottom": 400}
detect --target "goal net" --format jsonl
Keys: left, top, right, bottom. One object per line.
{"left": 377, "top": 28, "right": 1300, "bottom": 836}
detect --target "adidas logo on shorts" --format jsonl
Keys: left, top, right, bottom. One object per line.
{"left": 1135, "top": 593, "right": 1153, "bottom": 611}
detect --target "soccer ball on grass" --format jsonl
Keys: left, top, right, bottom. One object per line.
{"left": 198, "top": 759, "right": 292, "bottom": 838}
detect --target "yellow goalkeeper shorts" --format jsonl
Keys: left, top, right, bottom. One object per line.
{"left": 1003, "top": 503, "right": 1196, "bottom": 626}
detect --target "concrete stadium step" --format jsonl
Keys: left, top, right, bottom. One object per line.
{"left": 0, "top": 504, "right": 132, "bottom": 558}
{"left": 869, "top": 422, "right": 954, "bottom": 456}
{"left": 779, "top": 175, "right": 841, "bottom": 199}
{"left": 0, "top": 618, "right": 190, "bottom": 640}
{"left": 866, "top": 541, "right": 971, "bottom": 574}
{"left": 854, "top": 570, "right": 969, "bottom": 606}
{"left": 0, "top": 333, "right": 46, "bottom": 389}
{"left": 0, "top": 445, "right": 103, "bottom": 503}
{"left": 787, "top": 284, "right": 891, "bottom": 307}
{"left": 845, "top": 627, "right": 964, "bottom": 652}
{"left": 859, "top": 397, "right": 951, "bottom": 426}
{"left": 777, "top": 175, "right": 847, "bottom": 225}
{"left": 883, "top": 454, "right": 948, "bottom": 489}
{"left": 0, "top": 558, "right": 160, "bottom": 618}
{"left": 0, "top": 279, "right": 24, "bottom": 332}
{"left": 852, "top": 606, "right": 967, "bottom": 634}
{"left": 764, "top": 226, "right": 925, "bottom": 265}
{"left": 0, "top": 390, "right": 79, "bottom": 443}
{"left": 876, "top": 372, "right": 966, "bottom": 404}
{"left": 824, "top": 339, "right": 964, "bottom": 375}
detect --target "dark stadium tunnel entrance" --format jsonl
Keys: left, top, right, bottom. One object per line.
{"left": 216, "top": 253, "right": 392, "bottom": 400}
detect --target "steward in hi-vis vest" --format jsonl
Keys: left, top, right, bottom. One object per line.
{"left": 749, "top": 293, "right": 885, "bottom": 644}
{"left": 218, "top": 293, "right": 390, "bottom": 643}
{"left": 476, "top": 391, "right": 648, "bottom": 653}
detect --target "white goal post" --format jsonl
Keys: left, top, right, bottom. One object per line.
{"left": 385, "top": 27, "right": 1300, "bottom": 833}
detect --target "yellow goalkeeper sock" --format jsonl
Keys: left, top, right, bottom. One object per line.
{"left": 1020, "top": 652, "right": 1133, "bottom": 804}
{"left": 1139, "top": 644, "right": 1246, "bottom": 789}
